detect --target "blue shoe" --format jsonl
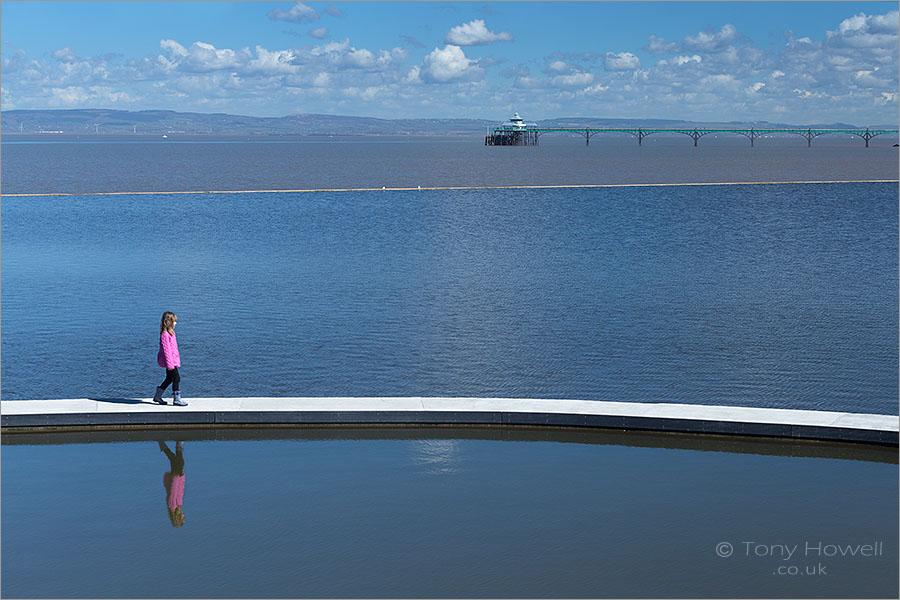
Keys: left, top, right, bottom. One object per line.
{"left": 173, "top": 391, "right": 188, "bottom": 407}
{"left": 153, "top": 387, "right": 167, "bottom": 405}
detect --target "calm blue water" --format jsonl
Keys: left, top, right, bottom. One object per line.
{"left": 2, "top": 138, "right": 898, "bottom": 599}
{"left": 2, "top": 428, "right": 897, "bottom": 598}
{"left": 2, "top": 182, "right": 897, "bottom": 413}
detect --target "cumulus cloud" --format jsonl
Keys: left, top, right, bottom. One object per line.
{"left": 52, "top": 47, "right": 79, "bottom": 64}
{"left": 403, "top": 66, "right": 421, "bottom": 84}
{"left": 551, "top": 72, "right": 594, "bottom": 87}
{"left": 644, "top": 24, "right": 742, "bottom": 55}
{"left": 268, "top": 2, "right": 319, "bottom": 24}
{"left": 312, "top": 72, "right": 331, "bottom": 87}
{"left": 244, "top": 46, "right": 296, "bottom": 75}
{"left": 644, "top": 34, "right": 678, "bottom": 54}
{"left": 683, "top": 24, "right": 741, "bottom": 52}
{"left": 49, "top": 85, "right": 133, "bottom": 107}
{"left": 325, "top": 4, "right": 343, "bottom": 18}
{"left": 422, "top": 44, "right": 483, "bottom": 82}
{"left": 827, "top": 10, "right": 899, "bottom": 48}
{"left": 659, "top": 54, "right": 702, "bottom": 67}
{"left": 309, "top": 27, "right": 329, "bottom": 39}
{"left": 604, "top": 51, "right": 641, "bottom": 71}
{"left": 444, "top": 20, "right": 513, "bottom": 46}
{"left": 160, "top": 40, "right": 242, "bottom": 73}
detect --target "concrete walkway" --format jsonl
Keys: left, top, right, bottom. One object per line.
{"left": 2, "top": 397, "right": 896, "bottom": 446}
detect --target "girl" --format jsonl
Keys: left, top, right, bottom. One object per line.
{"left": 153, "top": 311, "right": 188, "bottom": 406}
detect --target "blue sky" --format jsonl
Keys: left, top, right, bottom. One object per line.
{"left": 2, "top": 2, "right": 898, "bottom": 124}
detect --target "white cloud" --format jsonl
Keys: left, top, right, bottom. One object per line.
{"left": 792, "top": 88, "right": 827, "bottom": 99}
{"left": 852, "top": 68, "right": 893, "bottom": 88}
{"left": 268, "top": 2, "right": 319, "bottom": 24}
{"left": 644, "top": 34, "right": 679, "bottom": 54}
{"left": 513, "top": 75, "right": 540, "bottom": 89}
{"left": 345, "top": 48, "right": 375, "bottom": 69}
{"left": 49, "top": 85, "right": 134, "bottom": 106}
{"left": 403, "top": 66, "right": 421, "bottom": 83}
{"left": 312, "top": 72, "right": 331, "bottom": 87}
{"left": 827, "top": 10, "right": 899, "bottom": 48}
{"left": 547, "top": 60, "right": 569, "bottom": 73}
{"left": 52, "top": 47, "right": 78, "bottom": 64}
{"left": 309, "top": 27, "right": 329, "bottom": 39}
{"left": 444, "top": 20, "right": 513, "bottom": 46}
{"left": 580, "top": 82, "right": 610, "bottom": 95}
{"left": 663, "top": 54, "right": 702, "bottom": 67}
{"left": 683, "top": 24, "right": 740, "bottom": 52}
{"left": 698, "top": 73, "right": 740, "bottom": 91}
{"left": 311, "top": 39, "right": 351, "bottom": 56}
{"left": 160, "top": 39, "right": 188, "bottom": 59}
{"left": 422, "top": 45, "right": 484, "bottom": 82}
{"left": 604, "top": 52, "right": 641, "bottom": 71}
{"left": 159, "top": 40, "right": 242, "bottom": 73}
{"left": 551, "top": 72, "right": 594, "bottom": 87}
{"left": 245, "top": 46, "right": 296, "bottom": 75}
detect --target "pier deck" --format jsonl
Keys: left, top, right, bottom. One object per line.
{"left": 2, "top": 397, "right": 896, "bottom": 446}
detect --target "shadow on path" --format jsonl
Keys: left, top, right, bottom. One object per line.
{"left": 88, "top": 397, "right": 149, "bottom": 405}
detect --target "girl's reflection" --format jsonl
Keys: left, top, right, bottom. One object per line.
{"left": 158, "top": 441, "right": 186, "bottom": 527}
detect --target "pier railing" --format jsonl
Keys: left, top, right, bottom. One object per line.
{"left": 485, "top": 126, "right": 899, "bottom": 147}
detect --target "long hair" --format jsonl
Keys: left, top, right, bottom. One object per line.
{"left": 160, "top": 312, "right": 177, "bottom": 335}
{"left": 168, "top": 507, "right": 185, "bottom": 528}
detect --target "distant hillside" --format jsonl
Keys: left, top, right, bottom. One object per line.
{"left": 0, "top": 109, "right": 870, "bottom": 135}
{"left": 1, "top": 109, "right": 496, "bottom": 135}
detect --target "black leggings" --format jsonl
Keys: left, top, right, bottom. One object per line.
{"left": 159, "top": 367, "right": 180, "bottom": 392}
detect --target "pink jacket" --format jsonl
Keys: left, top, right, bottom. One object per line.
{"left": 158, "top": 330, "right": 181, "bottom": 369}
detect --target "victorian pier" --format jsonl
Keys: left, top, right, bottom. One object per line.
{"left": 485, "top": 112, "right": 898, "bottom": 148}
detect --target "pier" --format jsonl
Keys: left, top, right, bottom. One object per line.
{"left": 3, "top": 397, "right": 896, "bottom": 446}
{"left": 485, "top": 113, "right": 899, "bottom": 147}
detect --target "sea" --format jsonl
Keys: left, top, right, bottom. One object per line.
{"left": 2, "top": 132, "right": 898, "bottom": 599}
{"left": 1, "top": 133, "right": 898, "bottom": 413}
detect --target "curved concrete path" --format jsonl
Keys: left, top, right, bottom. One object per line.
{"left": 2, "top": 397, "right": 896, "bottom": 446}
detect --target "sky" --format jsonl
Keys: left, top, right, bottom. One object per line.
{"left": 1, "top": 1, "right": 898, "bottom": 124}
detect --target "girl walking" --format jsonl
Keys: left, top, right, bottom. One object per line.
{"left": 153, "top": 311, "right": 188, "bottom": 406}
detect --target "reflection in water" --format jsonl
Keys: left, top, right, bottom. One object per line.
{"left": 411, "top": 439, "right": 461, "bottom": 474}
{"left": 1, "top": 430, "right": 896, "bottom": 598}
{"left": 158, "top": 441, "right": 186, "bottom": 527}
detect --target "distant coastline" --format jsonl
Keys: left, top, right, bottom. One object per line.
{"left": 1, "top": 108, "right": 882, "bottom": 136}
